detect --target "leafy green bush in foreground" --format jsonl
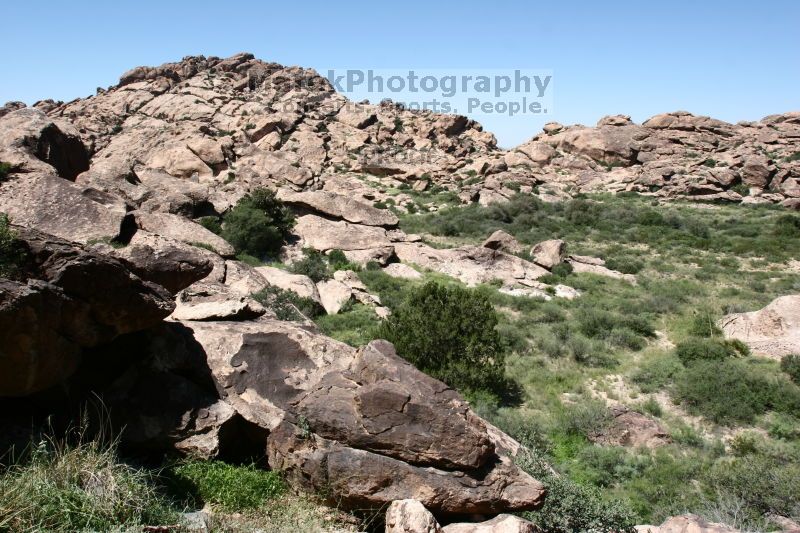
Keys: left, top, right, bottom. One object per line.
{"left": 378, "top": 281, "right": 510, "bottom": 399}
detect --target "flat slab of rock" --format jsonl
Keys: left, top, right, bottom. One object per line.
{"left": 719, "top": 294, "right": 800, "bottom": 359}
{"left": 134, "top": 212, "right": 236, "bottom": 257}
{"left": 590, "top": 405, "right": 670, "bottom": 449}
{"left": 636, "top": 514, "right": 740, "bottom": 533}
{"left": 278, "top": 190, "right": 399, "bottom": 227}
{"left": 255, "top": 266, "right": 321, "bottom": 303}
{"left": 567, "top": 256, "right": 636, "bottom": 284}
{"left": 383, "top": 263, "right": 423, "bottom": 280}
{"left": 293, "top": 214, "right": 392, "bottom": 252}
{"left": 394, "top": 243, "right": 548, "bottom": 287}
{"left": 442, "top": 515, "right": 538, "bottom": 533}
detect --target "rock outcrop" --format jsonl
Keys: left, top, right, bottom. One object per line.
{"left": 720, "top": 295, "right": 800, "bottom": 359}
{"left": 0, "top": 226, "right": 174, "bottom": 396}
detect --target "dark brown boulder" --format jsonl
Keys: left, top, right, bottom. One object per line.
{"left": 0, "top": 226, "right": 174, "bottom": 396}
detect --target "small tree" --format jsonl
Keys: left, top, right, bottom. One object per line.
{"left": 378, "top": 281, "right": 508, "bottom": 397}
{"left": 0, "top": 213, "right": 26, "bottom": 279}
{"left": 221, "top": 189, "right": 295, "bottom": 260}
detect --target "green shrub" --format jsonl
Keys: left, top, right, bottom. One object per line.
{"left": 0, "top": 213, "right": 27, "bottom": 279}
{"left": 377, "top": 281, "right": 509, "bottom": 398}
{"left": 631, "top": 354, "right": 684, "bottom": 392}
{"left": 252, "top": 285, "right": 323, "bottom": 320}
{"left": 558, "top": 400, "right": 613, "bottom": 439}
{"left": 314, "top": 303, "right": 381, "bottom": 347}
{"left": 221, "top": 189, "right": 295, "bottom": 260}
{"left": 550, "top": 262, "right": 574, "bottom": 279}
{"left": 675, "top": 359, "right": 800, "bottom": 424}
{"left": 164, "top": 461, "right": 285, "bottom": 512}
{"left": 576, "top": 308, "right": 654, "bottom": 350}
{"left": 674, "top": 338, "right": 745, "bottom": 366}
{"left": 780, "top": 354, "right": 800, "bottom": 384}
{"left": 0, "top": 161, "right": 12, "bottom": 181}
{"left": 605, "top": 256, "right": 645, "bottom": 275}
{"left": 640, "top": 397, "right": 663, "bottom": 417}
{"left": 704, "top": 455, "right": 800, "bottom": 518}
{"left": 289, "top": 248, "right": 331, "bottom": 282}
{"left": 0, "top": 437, "right": 176, "bottom": 532}
{"left": 773, "top": 214, "right": 800, "bottom": 237}
{"left": 516, "top": 450, "right": 636, "bottom": 533}
{"left": 197, "top": 216, "right": 223, "bottom": 235}
{"left": 687, "top": 309, "right": 723, "bottom": 338}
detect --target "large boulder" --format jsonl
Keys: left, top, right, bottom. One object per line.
{"left": 482, "top": 230, "right": 523, "bottom": 255}
{"left": 278, "top": 190, "right": 399, "bottom": 227}
{"left": 635, "top": 514, "right": 740, "bottom": 533}
{"left": 0, "top": 226, "right": 174, "bottom": 396}
{"left": 530, "top": 239, "right": 566, "bottom": 269}
{"left": 293, "top": 214, "right": 392, "bottom": 252}
{"left": 133, "top": 212, "right": 236, "bottom": 258}
{"left": 165, "top": 319, "right": 545, "bottom": 514}
{"left": 719, "top": 295, "right": 800, "bottom": 359}
{"left": 442, "top": 515, "right": 538, "bottom": 533}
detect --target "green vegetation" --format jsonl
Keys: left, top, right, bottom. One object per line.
{"left": 382, "top": 192, "right": 800, "bottom": 527}
{"left": 252, "top": 285, "right": 324, "bottom": 321}
{"left": 220, "top": 188, "right": 295, "bottom": 260}
{"left": 0, "top": 437, "right": 176, "bottom": 532}
{"left": 378, "top": 281, "right": 511, "bottom": 400}
{"left": 289, "top": 248, "right": 332, "bottom": 282}
{"left": 0, "top": 162, "right": 12, "bottom": 181}
{"left": 781, "top": 354, "right": 800, "bottom": 384}
{"left": 164, "top": 460, "right": 285, "bottom": 512}
{"left": 0, "top": 213, "right": 27, "bottom": 279}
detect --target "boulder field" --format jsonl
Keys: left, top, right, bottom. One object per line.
{"left": 2, "top": 53, "right": 799, "bottom": 527}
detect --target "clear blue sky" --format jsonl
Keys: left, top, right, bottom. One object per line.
{"left": 2, "top": 0, "right": 798, "bottom": 147}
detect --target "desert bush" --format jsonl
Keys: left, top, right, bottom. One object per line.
{"left": 687, "top": 309, "right": 723, "bottom": 338}
{"left": 605, "top": 256, "right": 645, "bottom": 275}
{"left": 780, "top": 354, "right": 800, "bottom": 384}
{"left": 314, "top": 303, "right": 380, "bottom": 347}
{"left": 164, "top": 460, "right": 285, "bottom": 512}
{"left": 675, "top": 359, "right": 800, "bottom": 424}
{"left": 0, "top": 213, "right": 27, "bottom": 279}
{"left": 221, "top": 189, "right": 295, "bottom": 260}
{"left": 289, "top": 248, "right": 331, "bottom": 282}
{"left": 0, "top": 437, "right": 176, "bottom": 532}
{"left": 0, "top": 162, "right": 11, "bottom": 181}
{"left": 630, "top": 354, "right": 684, "bottom": 392}
{"left": 576, "top": 308, "right": 654, "bottom": 349}
{"left": 516, "top": 449, "right": 637, "bottom": 533}
{"left": 704, "top": 455, "right": 800, "bottom": 519}
{"left": 197, "top": 215, "right": 223, "bottom": 235}
{"left": 252, "top": 285, "right": 323, "bottom": 320}
{"left": 558, "top": 400, "right": 613, "bottom": 440}
{"left": 377, "top": 281, "right": 509, "bottom": 398}
{"left": 773, "top": 214, "right": 800, "bottom": 237}
{"left": 674, "top": 338, "right": 747, "bottom": 366}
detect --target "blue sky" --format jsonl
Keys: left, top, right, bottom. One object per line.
{"left": 2, "top": 0, "right": 798, "bottom": 146}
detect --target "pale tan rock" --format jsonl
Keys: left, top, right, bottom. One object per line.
{"left": 635, "top": 514, "right": 740, "bottom": 533}
{"left": 255, "top": 266, "right": 322, "bottom": 304}
{"left": 317, "top": 279, "right": 353, "bottom": 315}
{"left": 383, "top": 263, "right": 423, "bottom": 280}
{"left": 482, "top": 230, "right": 523, "bottom": 254}
{"left": 294, "top": 215, "right": 392, "bottom": 252}
{"left": 385, "top": 499, "right": 441, "bottom": 533}
{"left": 530, "top": 239, "right": 566, "bottom": 269}
{"left": 442, "top": 515, "right": 537, "bottom": 533}
{"left": 134, "top": 211, "right": 236, "bottom": 257}
{"left": 719, "top": 295, "right": 800, "bottom": 359}
{"left": 278, "top": 190, "right": 398, "bottom": 227}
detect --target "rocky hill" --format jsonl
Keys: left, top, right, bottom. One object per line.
{"left": 1, "top": 53, "right": 800, "bottom": 532}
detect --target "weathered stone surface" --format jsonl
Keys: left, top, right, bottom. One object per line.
{"left": 635, "top": 514, "right": 740, "bottom": 533}
{"left": 0, "top": 174, "right": 126, "bottom": 244}
{"left": 172, "top": 283, "right": 266, "bottom": 321}
{"left": 294, "top": 215, "right": 392, "bottom": 252}
{"left": 134, "top": 212, "right": 236, "bottom": 257}
{"left": 0, "top": 227, "right": 174, "bottom": 396}
{"left": 99, "top": 232, "right": 213, "bottom": 293}
{"left": 385, "top": 500, "right": 441, "bottom": 533}
{"left": 567, "top": 255, "right": 636, "bottom": 283}
{"left": 442, "top": 515, "right": 538, "bottom": 533}
{"left": 383, "top": 263, "right": 423, "bottom": 280}
{"left": 720, "top": 294, "right": 800, "bottom": 359}
{"left": 293, "top": 340, "right": 494, "bottom": 469}
{"left": 482, "top": 230, "right": 523, "bottom": 254}
{"left": 394, "top": 243, "right": 548, "bottom": 287}
{"left": 316, "top": 279, "right": 353, "bottom": 314}
{"left": 278, "top": 190, "right": 399, "bottom": 227}
{"left": 255, "top": 265, "right": 321, "bottom": 303}
{"left": 590, "top": 405, "right": 670, "bottom": 449}
{"left": 530, "top": 239, "right": 566, "bottom": 269}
